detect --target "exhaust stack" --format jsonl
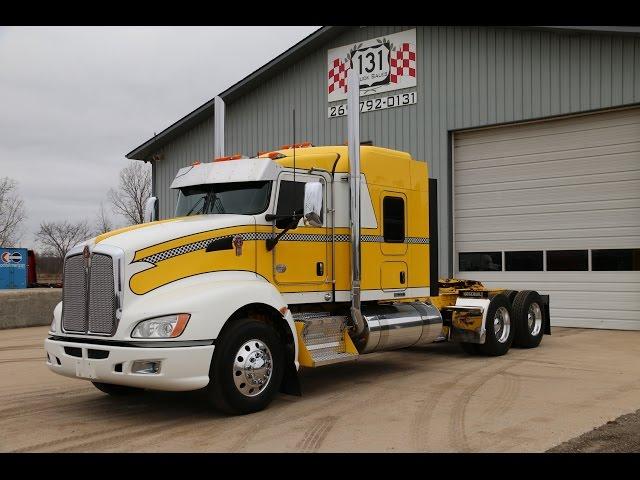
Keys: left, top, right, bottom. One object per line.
{"left": 347, "top": 70, "right": 365, "bottom": 337}
{"left": 214, "top": 96, "right": 225, "bottom": 158}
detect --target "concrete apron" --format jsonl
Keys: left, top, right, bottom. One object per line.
{"left": 0, "top": 289, "right": 61, "bottom": 330}
{"left": 0, "top": 325, "right": 639, "bottom": 452}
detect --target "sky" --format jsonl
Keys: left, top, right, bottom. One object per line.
{"left": 0, "top": 26, "right": 319, "bottom": 250}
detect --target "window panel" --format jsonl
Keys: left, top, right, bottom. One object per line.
{"left": 505, "top": 251, "right": 543, "bottom": 271}
{"left": 458, "top": 252, "right": 502, "bottom": 272}
{"left": 592, "top": 249, "right": 640, "bottom": 271}
{"left": 383, "top": 196, "right": 405, "bottom": 243}
{"left": 546, "top": 250, "right": 588, "bottom": 271}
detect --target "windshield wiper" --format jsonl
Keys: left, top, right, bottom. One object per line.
{"left": 184, "top": 197, "right": 205, "bottom": 216}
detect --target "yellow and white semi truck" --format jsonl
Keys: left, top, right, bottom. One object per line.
{"left": 45, "top": 73, "right": 549, "bottom": 414}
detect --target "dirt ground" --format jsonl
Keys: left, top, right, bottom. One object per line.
{"left": 1, "top": 325, "right": 639, "bottom": 452}
{"left": 547, "top": 408, "right": 640, "bottom": 453}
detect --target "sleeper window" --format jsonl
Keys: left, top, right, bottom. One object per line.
{"left": 383, "top": 196, "right": 405, "bottom": 243}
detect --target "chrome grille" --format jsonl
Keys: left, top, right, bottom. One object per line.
{"left": 62, "top": 251, "right": 117, "bottom": 336}
{"left": 88, "top": 254, "right": 116, "bottom": 334}
{"left": 62, "top": 255, "right": 87, "bottom": 333}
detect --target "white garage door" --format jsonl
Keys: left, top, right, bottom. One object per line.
{"left": 453, "top": 107, "right": 640, "bottom": 330}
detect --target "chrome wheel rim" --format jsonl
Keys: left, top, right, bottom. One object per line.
{"left": 233, "top": 339, "right": 272, "bottom": 397}
{"left": 493, "top": 306, "right": 511, "bottom": 344}
{"left": 528, "top": 302, "right": 543, "bottom": 336}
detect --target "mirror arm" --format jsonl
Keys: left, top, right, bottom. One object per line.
{"left": 266, "top": 215, "right": 301, "bottom": 251}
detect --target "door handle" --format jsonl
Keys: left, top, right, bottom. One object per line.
{"left": 317, "top": 262, "right": 324, "bottom": 276}
{"left": 400, "top": 271, "right": 406, "bottom": 284}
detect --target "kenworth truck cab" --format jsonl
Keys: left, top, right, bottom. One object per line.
{"left": 45, "top": 75, "right": 549, "bottom": 415}
{"left": 45, "top": 143, "right": 550, "bottom": 414}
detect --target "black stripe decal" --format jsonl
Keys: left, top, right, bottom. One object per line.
{"left": 48, "top": 336, "right": 215, "bottom": 348}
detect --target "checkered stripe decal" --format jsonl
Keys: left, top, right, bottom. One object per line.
{"left": 328, "top": 57, "right": 350, "bottom": 95}
{"left": 390, "top": 42, "right": 416, "bottom": 83}
{"left": 137, "top": 232, "right": 429, "bottom": 265}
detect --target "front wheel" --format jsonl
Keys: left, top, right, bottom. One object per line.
{"left": 206, "top": 318, "right": 284, "bottom": 415}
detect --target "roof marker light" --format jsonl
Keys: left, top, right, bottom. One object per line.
{"left": 214, "top": 154, "right": 244, "bottom": 162}
{"left": 278, "top": 142, "right": 313, "bottom": 150}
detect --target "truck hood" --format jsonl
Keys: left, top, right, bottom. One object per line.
{"left": 94, "top": 215, "right": 256, "bottom": 254}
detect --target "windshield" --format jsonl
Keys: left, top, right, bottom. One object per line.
{"left": 175, "top": 181, "right": 272, "bottom": 217}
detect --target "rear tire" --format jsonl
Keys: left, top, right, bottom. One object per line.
{"left": 500, "top": 289, "right": 518, "bottom": 305}
{"left": 477, "top": 293, "right": 514, "bottom": 356}
{"left": 512, "top": 290, "right": 545, "bottom": 348}
{"left": 205, "top": 318, "right": 284, "bottom": 415}
{"left": 92, "top": 382, "right": 143, "bottom": 396}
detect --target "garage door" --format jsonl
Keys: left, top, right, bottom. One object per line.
{"left": 453, "top": 107, "right": 640, "bottom": 330}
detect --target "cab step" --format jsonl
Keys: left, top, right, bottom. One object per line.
{"left": 293, "top": 313, "right": 359, "bottom": 367}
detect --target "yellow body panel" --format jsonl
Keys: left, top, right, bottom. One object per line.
{"left": 123, "top": 145, "right": 433, "bottom": 299}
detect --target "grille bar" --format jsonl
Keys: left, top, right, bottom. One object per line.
{"left": 62, "top": 255, "right": 87, "bottom": 333}
{"left": 88, "top": 254, "right": 116, "bottom": 335}
{"left": 62, "top": 251, "right": 117, "bottom": 336}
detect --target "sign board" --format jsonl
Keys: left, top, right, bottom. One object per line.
{"left": 328, "top": 91, "right": 417, "bottom": 118}
{"left": 0, "top": 247, "right": 28, "bottom": 289}
{"left": 327, "top": 29, "right": 417, "bottom": 103}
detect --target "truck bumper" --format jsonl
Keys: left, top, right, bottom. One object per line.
{"left": 44, "top": 337, "right": 215, "bottom": 392}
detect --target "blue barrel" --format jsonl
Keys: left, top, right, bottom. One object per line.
{"left": 0, "top": 248, "right": 28, "bottom": 289}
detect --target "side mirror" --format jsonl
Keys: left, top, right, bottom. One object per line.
{"left": 303, "top": 182, "right": 323, "bottom": 227}
{"left": 144, "top": 196, "right": 158, "bottom": 223}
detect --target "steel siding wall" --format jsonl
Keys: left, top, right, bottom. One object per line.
{"left": 152, "top": 26, "right": 640, "bottom": 277}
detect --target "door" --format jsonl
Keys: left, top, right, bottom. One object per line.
{"left": 380, "top": 192, "right": 408, "bottom": 292}
{"left": 453, "top": 107, "right": 640, "bottom": 330}
{"left": 272, "top": 172, "right": 330, "bottom": 289}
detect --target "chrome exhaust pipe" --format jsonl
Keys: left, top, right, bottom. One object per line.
{"left": 347, "top": 70, "right": 365, "bottom": 337}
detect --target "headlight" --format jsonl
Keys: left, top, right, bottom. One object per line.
{"left": 50, "top": 316, "right": 56, "bottom": 333}
{"left": 131, "top": 314, "right": 191, "bottom": 338}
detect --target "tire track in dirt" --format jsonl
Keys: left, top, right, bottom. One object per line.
{"left": 296, "top": 416, "right": 338, "bottom": 452}
{"left": 448, "top": 357, "right": 525, "bottom": 452}
{"left": 410, "top": 357, "right": 494, "bottom": 451}
{"left": 0, "top": 344, "right": 43, "bottom": 352}
{"left": 0, "top": 357, "right": 43, "bottom": 365}
{"left": 484, "top": 371, "right": 520, "bottom": 416}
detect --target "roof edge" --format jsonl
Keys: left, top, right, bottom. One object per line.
{"left": 126, "top": 26, "right": 349, "bottom": 161}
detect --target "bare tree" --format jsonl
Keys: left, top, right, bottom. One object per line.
{"left": 0, "top": 177, "right": 27, "bottom": 247}
{"left": 94, "top": 202, "right": 114, "bottom": 236}
{"left": 108, "top": 162, "right": 151, "bottom": 225}
{"left": 35, "top": 220, "right": 92, "bottom": 268}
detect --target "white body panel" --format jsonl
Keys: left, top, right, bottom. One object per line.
{"left": 453, "top": 107, "right": 640, "bottom": 330}
{"left": 170, "top": 158, "right": 282, "bottom": 189}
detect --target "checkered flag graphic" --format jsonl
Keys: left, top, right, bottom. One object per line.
{"left": 390, "top": 42, "right": 416, "bottom": 83}
{"left": 328, "top": 57, "right": 350, "bottom": 94}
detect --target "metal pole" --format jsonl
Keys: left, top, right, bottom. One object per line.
{"left": 214, "top": 96, "right": 225, "bottom": 158}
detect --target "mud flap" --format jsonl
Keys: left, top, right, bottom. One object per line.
{"left": 540, "top": 294, "right": 551, "bottom": 335}
{"left": 280, "top": 360, "right": 302, "bottom": 396}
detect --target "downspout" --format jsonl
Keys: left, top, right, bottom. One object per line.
{"left": 214, "top": 96, "right": 225, "bottom": 158}
{"left": 347, "top": 70, "right": 365, "bottom": 337}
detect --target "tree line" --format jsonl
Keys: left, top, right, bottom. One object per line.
{"left": 0, "top": 162, "right": 151, "bottom": 273}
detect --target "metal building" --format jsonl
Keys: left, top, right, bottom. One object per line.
{"left": 126, "top": 26, "right": 640, "bottom": 330}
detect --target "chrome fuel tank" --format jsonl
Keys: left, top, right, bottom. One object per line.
{"left": 355, "top": 302, "right": 443, "bottom": 354}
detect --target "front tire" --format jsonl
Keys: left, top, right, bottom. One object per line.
{"left": 478, "top": 293, "right": 514, "bottom": 356}
{"left": 206, "top": 318, "right": 284, "bottom": 415}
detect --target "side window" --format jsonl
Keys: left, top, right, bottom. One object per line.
{"left": 275, "top": 180, "right": 305, "bottom": 229}
{"left": 383, "top": 196, "right": 405, "bottom": 243}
